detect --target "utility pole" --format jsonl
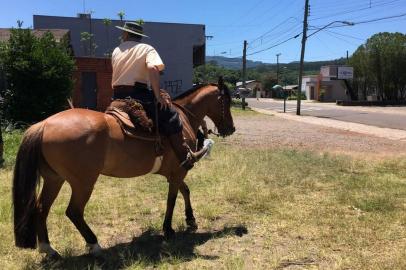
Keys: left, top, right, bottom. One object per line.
{"left": 242, "top": 40, "right": 247, "bottom": 110}
{"left": 296, "top": 0, "right": 310, "bottom": 115}
{"left": 276, "top": 53, "right": 281, "bottom": 84}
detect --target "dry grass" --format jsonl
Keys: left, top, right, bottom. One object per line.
{"left": 1, "top": 112, "right": 406, "bottom": 269}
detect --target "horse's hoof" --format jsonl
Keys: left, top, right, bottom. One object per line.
{"left": 164, "top": 228, "right": 176, "bottom": 239}
{"left": 46, "top": 251, "right": 62, "bottom": 261}
{"left": 39, "top": 242, "right": 61, "bottom": 259}
{"left": 186, "top": 219, "right": 198, "bottom": 232}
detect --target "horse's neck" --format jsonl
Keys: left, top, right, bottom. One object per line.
{"left": 176, "top": 91, "right": 209, "bottom": 132}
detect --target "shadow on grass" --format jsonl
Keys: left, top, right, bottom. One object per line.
{"left": 38, "top": 225, "right": 248, "bottom": 270}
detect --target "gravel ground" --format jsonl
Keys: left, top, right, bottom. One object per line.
{"left": 223, "top": 114, "right": 406, "bottom": 159}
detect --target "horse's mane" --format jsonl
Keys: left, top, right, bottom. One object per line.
{"left": 173, "top": 83, "right": 218, "bottom": 101}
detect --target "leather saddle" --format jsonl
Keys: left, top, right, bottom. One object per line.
{"left": 105, "top": 98, "right": 156, "bottom": 141}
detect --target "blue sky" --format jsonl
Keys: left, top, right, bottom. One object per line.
{"left": 1, "top": 0, "right": 405, "bottom": 63}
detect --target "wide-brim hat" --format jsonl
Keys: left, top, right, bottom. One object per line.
{"left": 116, "top": 21, "right": 148, "bottom": 38}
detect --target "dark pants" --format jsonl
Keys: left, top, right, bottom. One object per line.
{"left": 113, "top": 85, "right": 183, "bottom": 136}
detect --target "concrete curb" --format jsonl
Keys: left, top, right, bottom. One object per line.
{"left": 252, "top": 107, "right": 406, "bottom": 142}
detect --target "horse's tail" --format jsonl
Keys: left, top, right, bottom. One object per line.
{"left": 13, "top": 122, "right": 45, "bottom": 249}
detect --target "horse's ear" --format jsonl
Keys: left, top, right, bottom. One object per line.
{"left": 218, "top": 76, "right": 225, "bottom": 94}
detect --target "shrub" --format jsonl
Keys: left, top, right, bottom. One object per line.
{"left": 0, "top": 28, "right": 75, "bottom": 123}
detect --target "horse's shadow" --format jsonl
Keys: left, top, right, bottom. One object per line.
{"left": 40, "top": 225, "right": 248, "bottom": 269}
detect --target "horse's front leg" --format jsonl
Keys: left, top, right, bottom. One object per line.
{"left": 179, "top": 181, "right": 198, "bottom": 232}
{"left": 163, "top": 181, "right": 179, "bottom": 238}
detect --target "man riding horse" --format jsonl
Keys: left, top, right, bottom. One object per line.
{"left": 112, "top": 21, "right": 208, "bottom": 170}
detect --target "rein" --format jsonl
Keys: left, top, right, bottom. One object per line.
{"left": 172, "top": 102, "right": 198, "bottom": 121}
{"left": 173, "top": 88, "right": 228, "bottom": 138}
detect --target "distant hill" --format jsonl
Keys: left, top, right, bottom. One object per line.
{"left": 206, "top": 55, "right": 347, "bottom": 72}
{"left": 206, "top": 56, "right": 265, "bottom": 70}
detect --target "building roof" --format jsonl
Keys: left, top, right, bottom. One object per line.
{"left": 285, "top": 85, "right": 298, "bottom": 90}
{"left": 236, "top": 80, "right": 258, "bottom": 87}
{"left": 0, "top": 28, "right": 70, "bottom": 42}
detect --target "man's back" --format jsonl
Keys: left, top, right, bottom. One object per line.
{"left": 111, "top": 41, "right": 164, "bottom": 87}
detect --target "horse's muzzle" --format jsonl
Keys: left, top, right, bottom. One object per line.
{"left": 219, "top": 126, "right": 235, "bottom": 137}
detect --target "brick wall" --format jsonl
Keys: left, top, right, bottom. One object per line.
{"left": 73, "top": 57, "right": 112, "bottom": 111}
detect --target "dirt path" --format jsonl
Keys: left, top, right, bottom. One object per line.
{"left": 225, "top": 113, "right": 406, "bottom": 159}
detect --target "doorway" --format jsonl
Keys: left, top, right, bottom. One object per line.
{"left": 81, "top": 72, "right": 97, "bottom": 109}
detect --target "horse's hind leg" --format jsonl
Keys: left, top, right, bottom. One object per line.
{"left": 65, "top": 177, "right": 101, "bottom": 255}
{"left": 179, "top": 181, "right": 198, "bottom": 232}
{"left": 37, "top": 169, "right": 64, "bottom": 256}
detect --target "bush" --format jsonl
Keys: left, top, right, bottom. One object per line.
{"left": 231, "top": 98, "right": 248, "bottom": 107}
{"left": 288, "top": 92, "right": 307, "bottom": 100}
{"left": 0, "top": 28, "right": 75, "bottom": 123}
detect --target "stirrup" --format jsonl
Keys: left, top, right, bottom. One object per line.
{"left": 180, "top": 152, "right": 195, "bottom": 170}
{"left": 179, "top": 145, "right": 209, "bottom": 170}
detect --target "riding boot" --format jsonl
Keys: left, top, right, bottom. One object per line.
{"left": 168, "top": 132, "right": 209, "bottom": 170}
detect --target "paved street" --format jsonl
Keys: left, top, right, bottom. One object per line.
{"left": 246, "top": 98, "right": 406, "bottom": 131}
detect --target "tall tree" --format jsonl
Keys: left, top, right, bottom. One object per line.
{"left": 350, "top": 32, "right": 406, "bottom": 100}
{"left": 117, "top": 11, "right": 125, "bottom": 25}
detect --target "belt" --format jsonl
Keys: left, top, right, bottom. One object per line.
{"left": 113, "top": 82, "right": 148, "bottom": 96}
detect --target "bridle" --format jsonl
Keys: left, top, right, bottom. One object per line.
{"left": 173, "top": 87, "right": 230, "bottom": 137}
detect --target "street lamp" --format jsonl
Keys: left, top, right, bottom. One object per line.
{"left": 307, "top": 21, "right": 354, "bottom": 38}
{"left": 296, "top": 20, "right": 354, "bottom": 115}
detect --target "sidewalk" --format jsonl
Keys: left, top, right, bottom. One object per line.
{"left": 252, "top": 107, "right": 406, "bottom": 142}
{"left": 255, "top": 98, "right": 406, "bottom": 116}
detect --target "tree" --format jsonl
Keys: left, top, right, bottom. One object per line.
{"left": 193, "top": 63, "right": 240, "bottom": 87}
{"left": 350, "top": 32, "right": 406, "bottom": 100}
{"left": 0, "top": 29, "right": 74, "bottom": 123}
{"left": 135, "top": 19, "right": 145, "bottom": 25}
{"left": 16, "top": 20, "right": 23, "bottom": 28}
{"left": 261, "top": 73, "right": 278, "bottom": 97}
{"left": 117, "top": 11, "right": 125, "bottom": 24}
{"left": 80, "top": 31, "right": 97, "bottom": 56}
{"left": 102, "top": 18, "right": 112, "bottom": 56}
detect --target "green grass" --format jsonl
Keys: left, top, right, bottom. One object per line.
{"left": 1, "top": 124, "right": 406, "bottom": 269}
{"left": 230, "top": 106, "right": 260, "bottom": 117}
{"left": 2, "top": 129, "right": 23, "bottom": 167}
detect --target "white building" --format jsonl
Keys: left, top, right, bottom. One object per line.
{"left": 303, "top": 65, "right": 354, "bottom": 102}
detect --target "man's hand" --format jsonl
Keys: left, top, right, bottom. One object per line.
{"left": 157, "top": 95, "right": 171, "bottom": 110}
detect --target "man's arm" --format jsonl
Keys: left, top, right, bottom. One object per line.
{"left": 147, "top": 63, "right": 170, "bottom": 109}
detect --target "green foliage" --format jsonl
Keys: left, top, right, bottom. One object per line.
{"left": 194, "top": 58, "right": 342, "bottom": 93}
{"left": 287, "top": 92, "right": 307, "bottom": 100}
{"left": 0, "top": 28, "right": 75, "bottom": 123}
{"left": 1, "top": 129, "right": 23, "bottom": 167}
{"left": 135, "top": 19, "right": 145, "bottom": 25}
{"left": 102, "top": 18, "right": 111, "bottom": 26}
{"left": 261, "top": 72, "right": 278, "bottom": 95}
{"left": 193, "top": 62, "right": 240, "bottom": 85}
{"left": 80, "top": 31, "right": 97, "bottom": 56}
{"left": 117, "top": 11, "right": 125, "bottom": 21}
{"left": 350, "top": 32, "right": 406, "bottom": 100}
{"left": 103, "top": 19, "right": 112, "bottom": 57}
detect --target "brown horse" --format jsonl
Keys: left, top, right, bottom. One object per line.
{"left": 12, "top": 81, "right": 235, "bottom": 257}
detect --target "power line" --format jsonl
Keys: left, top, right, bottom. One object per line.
{"left": 247, "top": 33, "right": 302, "bottom": 56}
{"left": 319, "top": 12, "right": 406, "bottom": 30}
{"left": 309, "top": 0, "right": 402, "bottom": 21}
{"left": 248, "top": 24, "right": 302, "bottom": 50}
{"left": 323, "top": 29, "right": 366, "bottom": 41}
{"left": 248, "top": 17, "right": 301, "bottom": 46}
{"left": 228, "top": 0, "right": 267, "bottom": 27}
{"left": 352, "top": 12, "right": 406, "bottom": 25}
{"left": 310, "top": 0, "right": 399, "bottom": 12}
